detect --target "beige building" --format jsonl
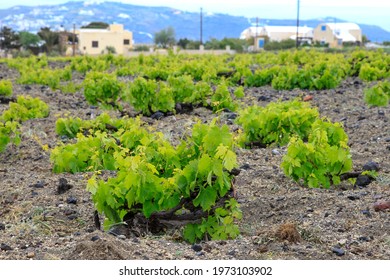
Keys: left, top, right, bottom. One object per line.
{"left": 240, "top": 25, "right": 313, "bottom": 49}
{"left": 78, "top": 24, "right": 133, "bottom": 55}
{"left": 313, "top": 23, "right": 362, "bottom": 48}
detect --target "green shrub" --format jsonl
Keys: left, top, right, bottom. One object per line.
{"left": 0, "top": 121, "right": 20, "bottom": 152}
{"left": 281, "top": 119, "right": 352, "bottom": 188}
{"left": 0, "top": 96, "right": 49, "bottom": 152}
{"left": 359, "top": 63, "right": 385, "bottom": 81}
{"left": 52, "top": 117, "right": 242, "bottom": 243}
{"left": 364, "top": 81, "right": 390, "bottom": 107}
{"left": 1, "top": 96, "right": 49, "bottom": 122}
{"left": 83, "top": 71, "right": 123, "bottom": 110}
{"left": 236, "top": 99, "right": 319, "bottom": 147}
{"left": 0, "top": 80, "right": 13, "bottom": 97}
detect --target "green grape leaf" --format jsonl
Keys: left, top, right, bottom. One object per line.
{"left": 193, "top": 186, "right": 217, "bottom": 211}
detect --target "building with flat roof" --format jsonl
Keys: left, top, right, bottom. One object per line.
{"left": 78, "top": 24, "right": 133, "bottom": 55}
{"left": 313, "top": 23, "right": 362, "bottom": 48}
{"left": 240, "top": 25, "right": 313, "bottom": 50}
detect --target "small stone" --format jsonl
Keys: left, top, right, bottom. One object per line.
{"left": 258, "top": 245, "right": 268, "bottom": 253}
{"left": 240, "top": 163, "right": 251, "bottom": 170}
{"left": 336, "top": 89, "right": 345, "bottom": 94}
{"left": 0, "top": 223, "right": 5, "bottom": 231}
{"left": 196, "top": 251, "right": 205, "bottom": 257}
{"left": 357, "top": 115, "right": 366, "bottom": 121}
{"left": 226, "top": 113, "right": 238, "bottom": 120}
{"left": 363, "top": 161, "right": 380, "bottom": 172}
{"left": 191, "top": 244, "right": 202, "bottom": 252}
{"left": 272, "top": 149, "right": 281, "bottom": 155}
{"left": 332, "top": 247, "right": 345, "bottom": 256}
{"left": 108, "top": 224, "right": 129, "bottom": 237}
{"left": 229, "top": 168, "right": 241, "bottom": 176}
{"left": 91, "top": 235, "right": 100, "bottom": 242}
{"left": 66, "top": 197, "right": 77, "bottom": 204}
{"left": 338, "top": 239, "right": 347, "bottom": 246}
{"left": 378, "top": 110, "right": 385, "bottom": 116}
{"left": 373, "top": 200, "right": 390, "bottom": 212}
{"left": 227, "top": 249, "right": 236, "bottom": 256}
{"left": 27, "top": 252, "right": 35, "bottom": 258}
{"left": 258, "top": 95, "right": 270, "bottom": 102}
{"left": 355, "top": 175, "right": 372, "bottom": 187}
{"left": 175, "top": 103, "right": 193, "bottom": 114}
{"left": 67, "top": 214, "right": 78, "bottom": 220}
{"left": 347, "top": 194, "right": 360, "bottom": 201}
{"left": 1, "top": 243, "right": 13, "bottom": 251}
{"left": 306, "top": 207, "right": 314, "bottom": 212}
{"left": 358, "top": 236, "right": 370, "bottom": 242}
{"left": 362, "top": 209, "right": 371, "bottom": 217}
{"left": 64, "top": 209, "right": 76, "bottom": 216}
{"left": 30, "top": 181, "right": 45, "bottom": 188}
{"left": 150, "top": 111, "right": 164, "bottom": 120}
{"left": 324, "top": 212, "right": 330, "bottom": 218}
{"left": 117, "top": 235, "right": 126, "bottom": 240}
{"left": 57, "top": 178, "right": 73, "bottom": 194}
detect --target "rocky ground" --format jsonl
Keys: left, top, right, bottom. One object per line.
{"left": 0, "top": 62, "right": 389, "bottom": 260}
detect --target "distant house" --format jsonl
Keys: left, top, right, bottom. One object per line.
{"left": 78, "top": 24, "right": 133, "bottom": 55}
{"left": 240, "top": 26, "right": 313, "bottom": 49}
{"left": 313, "top": 23, "right": 362, "bottom": 48}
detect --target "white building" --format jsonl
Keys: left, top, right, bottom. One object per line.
{"left": 240, "top": 25, "right": 313, "bottom": 50}
{"left": 240, "top": 26, "right": 313, "bottom": 42}
{"left": 313, "top": 23, "right": 362, "bottom": 48}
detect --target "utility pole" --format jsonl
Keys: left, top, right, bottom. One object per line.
{"left": 255, "top": 17, "right": 258, "bottom": 50}
{"left": 72, "top": 23, "right": 76, "bottom": 56}
{"left": 200, "top": 7, "right": 203, "bottom": 45}
{"left": 0, "top": 21, "right": 2, "bottom": 54}
{"left": 296, "top": 0, "right": 300, "bottom": 48}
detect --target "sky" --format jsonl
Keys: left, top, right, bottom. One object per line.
{"left": 0, "top": 0, "right": 389, "bottom": 31}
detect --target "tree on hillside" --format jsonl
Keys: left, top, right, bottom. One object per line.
{"left": 0, "top": 26, "right": 20, "bottom": 50}
{"left": 177, "top": 38, "right": 190, "bottom": 49}
{"left": 81, "top": 22, "right": 109, "bottom": 29}
{"left": 204, "top": 37, "right": 249, "bottom": 52}
{"left": 177, "top": 38, "right": 201, "bottom": 50}
{"left": 38, "top": 27, "right": 59, "bottom": 53}
{"left": 19, "top": 31, "right": 41, "bottom": 49}
{"left": 362, "top": 35, "right": 370, "bottom": 44}
{"left": 154, "top": 27, "right": 176, "bottom": 48}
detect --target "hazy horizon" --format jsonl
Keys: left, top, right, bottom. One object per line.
{"left": 0, "top": 0, "right": 389, "bottom": 32}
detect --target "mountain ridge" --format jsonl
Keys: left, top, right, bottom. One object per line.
{"left": 0, "top": 1, "right": 389, "bottom": 43}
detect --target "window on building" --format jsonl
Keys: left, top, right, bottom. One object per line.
{"left": 123, "top": 39, "right": 130, "bottom": 45}
{"left": 321, "top": 25, "right": 326, "bottom": 31}
{"left": 92, "top": 41, "right": 99, "bottom": 48}
{"left": 338, "top": 39, "right": 343, "bottom": 46}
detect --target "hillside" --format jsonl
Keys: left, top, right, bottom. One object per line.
{"left": 0, "top": 1, "right": 389, "bottom": 43}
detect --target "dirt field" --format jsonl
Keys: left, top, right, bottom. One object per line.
{"left": 0, "top": 62, "right": 389, "bottom": 260}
